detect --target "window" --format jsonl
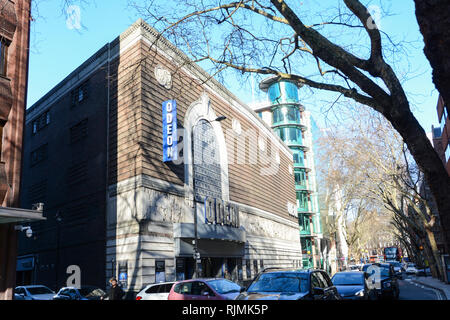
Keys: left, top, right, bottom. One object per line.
{"left": 155, "top": 260, "right": 166, "bottom": 283}
{"left": 248, "top": 273, "right": 309, "bottom": 293}
{"left": 31, "top": 144, "right": 48, "bottom": 166}
{"left": 260, "top": 260, "right": 264, "bottom": 269}
{"left": 71, "top": 81, "right": 89, "bottom": 106}
{"left": 70, "top": 119, "right": 88, "bottom": 143}
{"left": 32, "top": 111, "right": 51, "bottom": 134}
{"left": 253, "top": 260, "right": 259, "bottom": 274}
{"left": 274, "top": 127, "right": 303, "bottom": 145}
{"left": 268, "top": 82, "right": 281, "bottom": 104}
{"left": 0, "top": 39, "right": 8, "bottom": 77}
{"left": 296, "top": 191, "right": 309, "bottom": 211}
{"left": 246, "top": 260, "right": 251, "bottom": 279}
{"left": 272, "top": 105, "right": 301, "bottom": 125}
{"left": 174, "top": 282, "right": 192, "bottom": 295}
{"left": 292, "top": 149, "right": 305, "bottom": 166}
{"left": 295, "top": 170, "right": 307, "bottom": 187}
{"left": 145, "top": 285, "right": 160, "bottom": 294}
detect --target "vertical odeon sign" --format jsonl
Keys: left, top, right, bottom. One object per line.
{"left": 162, "top": 100, "right": 177, "bottom": 162}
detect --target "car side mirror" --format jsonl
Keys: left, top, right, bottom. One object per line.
{"left": 312, "top": 287, "right": 325, "bottom": 295}
{"left": 202, "top": 291, "right": 209, "bottom": 296}
{"left": 240, "top": 287, "right": 246, "bottom": 293}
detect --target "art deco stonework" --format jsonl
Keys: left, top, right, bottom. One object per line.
{"left": 19, "top": 19, "right": 301, "bottom": 293}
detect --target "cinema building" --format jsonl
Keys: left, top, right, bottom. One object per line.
{"left": 18, "top": 19, "right": 302, "bottom": 293}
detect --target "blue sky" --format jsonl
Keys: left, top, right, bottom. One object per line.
{"left": 27, "top": 1, "right": 439, "bottom": 133}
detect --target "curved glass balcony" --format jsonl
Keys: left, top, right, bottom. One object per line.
{"left": 268, "top": 80, "right": 299, "bottom": 104}
{"left": 272, "top": 105, "right": 302, "bottom": 126}
{"left": 273, "top": 126, "right": 303, "bottom": 145}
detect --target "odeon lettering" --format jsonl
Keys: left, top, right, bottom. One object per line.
{"left": 203, "top": 197, "right": 240, "bottom": 228}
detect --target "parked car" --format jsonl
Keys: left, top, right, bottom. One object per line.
{"left": 331, "top": 271, "right": 377, "bottom": 300}
{"left": 168, "top": 278, "right": 241, "bottom": 300}
{"left": 236, "top": 268, "right": 341, "bottom": 300}
{"left": 14, "top": 285, "right": 55, "bottom": 300}
{"left": 362, "top": 263, "right": 400, "bottom": 300}
{"left": 387, "top": 261, "right": 404, "bottom": 278}
{"left": 53, "top": 286, "right": 106, "bottom": 300}
{"left": 405, "top": 263, "right": 418, "bottom": 275}
{"left": 416, "top": 267, "right": 431, "bottom": 277}
{"left": 136, "top": 282, "right": 175, "bottom": 300}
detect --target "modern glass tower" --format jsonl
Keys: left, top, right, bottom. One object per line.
{"left": 257, "top": 77, "right": 323, "bottom": 269}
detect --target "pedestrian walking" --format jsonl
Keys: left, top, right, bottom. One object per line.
{"left": 101, "top": 278, "right": 125, "bottom": 300}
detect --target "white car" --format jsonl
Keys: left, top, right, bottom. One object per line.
{"left": 15, "top": 285, "right": 55, "bottom": 300}
{"left": 405, "top": 264, "right": 418, "bottom": 275}
{"left": 135, "top": 282, "right": 175, "bottom": 300}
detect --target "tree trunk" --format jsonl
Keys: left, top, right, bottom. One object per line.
{"left": 425, "top": 227, "right": 444, "bottom": 280}
{"left": 385, "top": 106, "right": 450, "bottom": 257}
{"left": 414, "top": 0, "right": 450, "bottom": 115}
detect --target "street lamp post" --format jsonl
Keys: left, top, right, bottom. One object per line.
{"left": 191, "top": 116, "right": 226, "bottom": 279}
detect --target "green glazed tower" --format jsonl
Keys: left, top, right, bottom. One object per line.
{"left": 258, "top": 77, "right": 323, "bottom": 269}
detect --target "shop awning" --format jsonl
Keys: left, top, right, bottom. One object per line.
{"left": 0, "top": 206, "right": 46, "bottom": 224}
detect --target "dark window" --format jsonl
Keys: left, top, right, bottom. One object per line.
{"left": 0, "top": 39, "right": 8, "bottom": 77}
{"left": 27, "top": 179, "right": 47, "bottom": 203}
{"left": 310, "top": 273, "right": 322, "bottom": 289}
{"left": 246, "top": 260, "right": 251, "bottom": 279}
{"left": 174, "top": 282, "right": 192, "bottom": 295}
{"left": 260, "top": 260, "right": 264, "bottom": 269}
{"left": 32, "top": 111, "right": 51, "bottom": 134}
{"left": 71, "top": 81, "right": 89, "bottom": 106}
{"left": 30, "top": 144, "right": 48, "bottom": 166}
{"left": 70, "top": 119, "right": 88, "bottom": 143}
{"left": 67, "top": 161, "right": 87, "bottom": 185}
{"left": 145, "top": 285, "right": 160, "bottom": 294}
{"left": 193, "top": 119, "right": 222, "bottom": 201}
{"left": 161, "top": 283, "right": 174, "bottom": 293}
{"left": 253, "top": 260, "right": 258, "bottom": 274}
{"left": 191, "top": 281, "right": 208, "bottom": 296}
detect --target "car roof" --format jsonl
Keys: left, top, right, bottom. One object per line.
{"left": 145, "top": 281, "right": 176, "bottom": 287}
{"left": 333, "top": 271, "right": 363, "bottom": 274}
{"left": 261, "top": 267, "right": 317, "bottom": 273}
{"left": 16, "top": 285, "right": 51, "bottom": 288}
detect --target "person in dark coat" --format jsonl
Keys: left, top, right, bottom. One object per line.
{"left": 101, "top": 278, "right": 125, "bottom": 300}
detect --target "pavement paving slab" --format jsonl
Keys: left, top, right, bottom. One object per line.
{"left": 409, "top": 276, "right": 450, "bottom": 300}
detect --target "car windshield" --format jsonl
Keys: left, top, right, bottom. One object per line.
{"left": 407, "top": 263, "right": 416, "bottom": 268}
{"left": 247, "top": 272, "right": 309, "bottom": 293}
{"left": 332, "top": 273, "right": 363, "bottom": 286}
{"left": 27, "top": 287, "right": 53, "bottom": 295}
{"left": 79, "top": 287, "right": 105, "bottom": 297}
{"left": 206, "top": 279, "right": 241, "bottom": 294}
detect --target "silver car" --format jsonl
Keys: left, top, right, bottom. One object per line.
{"left": 15, "top": 285, "right": 55, "bottom": 300}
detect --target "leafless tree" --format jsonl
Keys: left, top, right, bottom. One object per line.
{"left": 128, "top": 0, "right": 450, "bottom": 253}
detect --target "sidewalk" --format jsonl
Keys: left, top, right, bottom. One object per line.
{"left": 410, "top": 276, "right": 450, "bottom": 300}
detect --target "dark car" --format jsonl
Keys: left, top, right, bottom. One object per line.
{"left": 53, "top": 286, "right": 106, "bottom": 300}
{"left": 331, "top": 271, "right": 377, "bottom": 300}
{"left": 168, "top": 278, "right": 242, "bottom": 300}
{"left": 362, "top": 263, "right": 400, "bottom": 300}
{"left": 387, "top": 261, "right": 404, "bottom": 278}
{"left": 236, "top": 268, "right": 341, "bottom": 300}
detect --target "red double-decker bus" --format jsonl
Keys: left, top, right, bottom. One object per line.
{"left": 384, "top": 246, "right": 402, "bottom": 262}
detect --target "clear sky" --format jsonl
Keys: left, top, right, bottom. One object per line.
{"left": 27, "top": 0, "right": 439, "bottom": 133}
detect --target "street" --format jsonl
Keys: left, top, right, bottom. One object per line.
{"left": 398, "top": 275, "right": 444, "bottom": 300}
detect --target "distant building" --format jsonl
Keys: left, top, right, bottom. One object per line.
{"left": 253, "top": 77, "right": 323, "bottom": 269}
{"left": 0, "top": 0, "right": 45, "bottom": 300}
{"left": 18, "top": 19, "right": 302, "bottom": 294}
{"left": 433, "top": 94, "right": 450, "bottom": 175}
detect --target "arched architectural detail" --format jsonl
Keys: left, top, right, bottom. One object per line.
{"left": 183, "top": 92, "right": 230, "bottom": 205}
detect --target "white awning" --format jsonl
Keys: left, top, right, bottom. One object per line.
{"left": 0, "top": 206, "right": 46, "bottom": 224}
